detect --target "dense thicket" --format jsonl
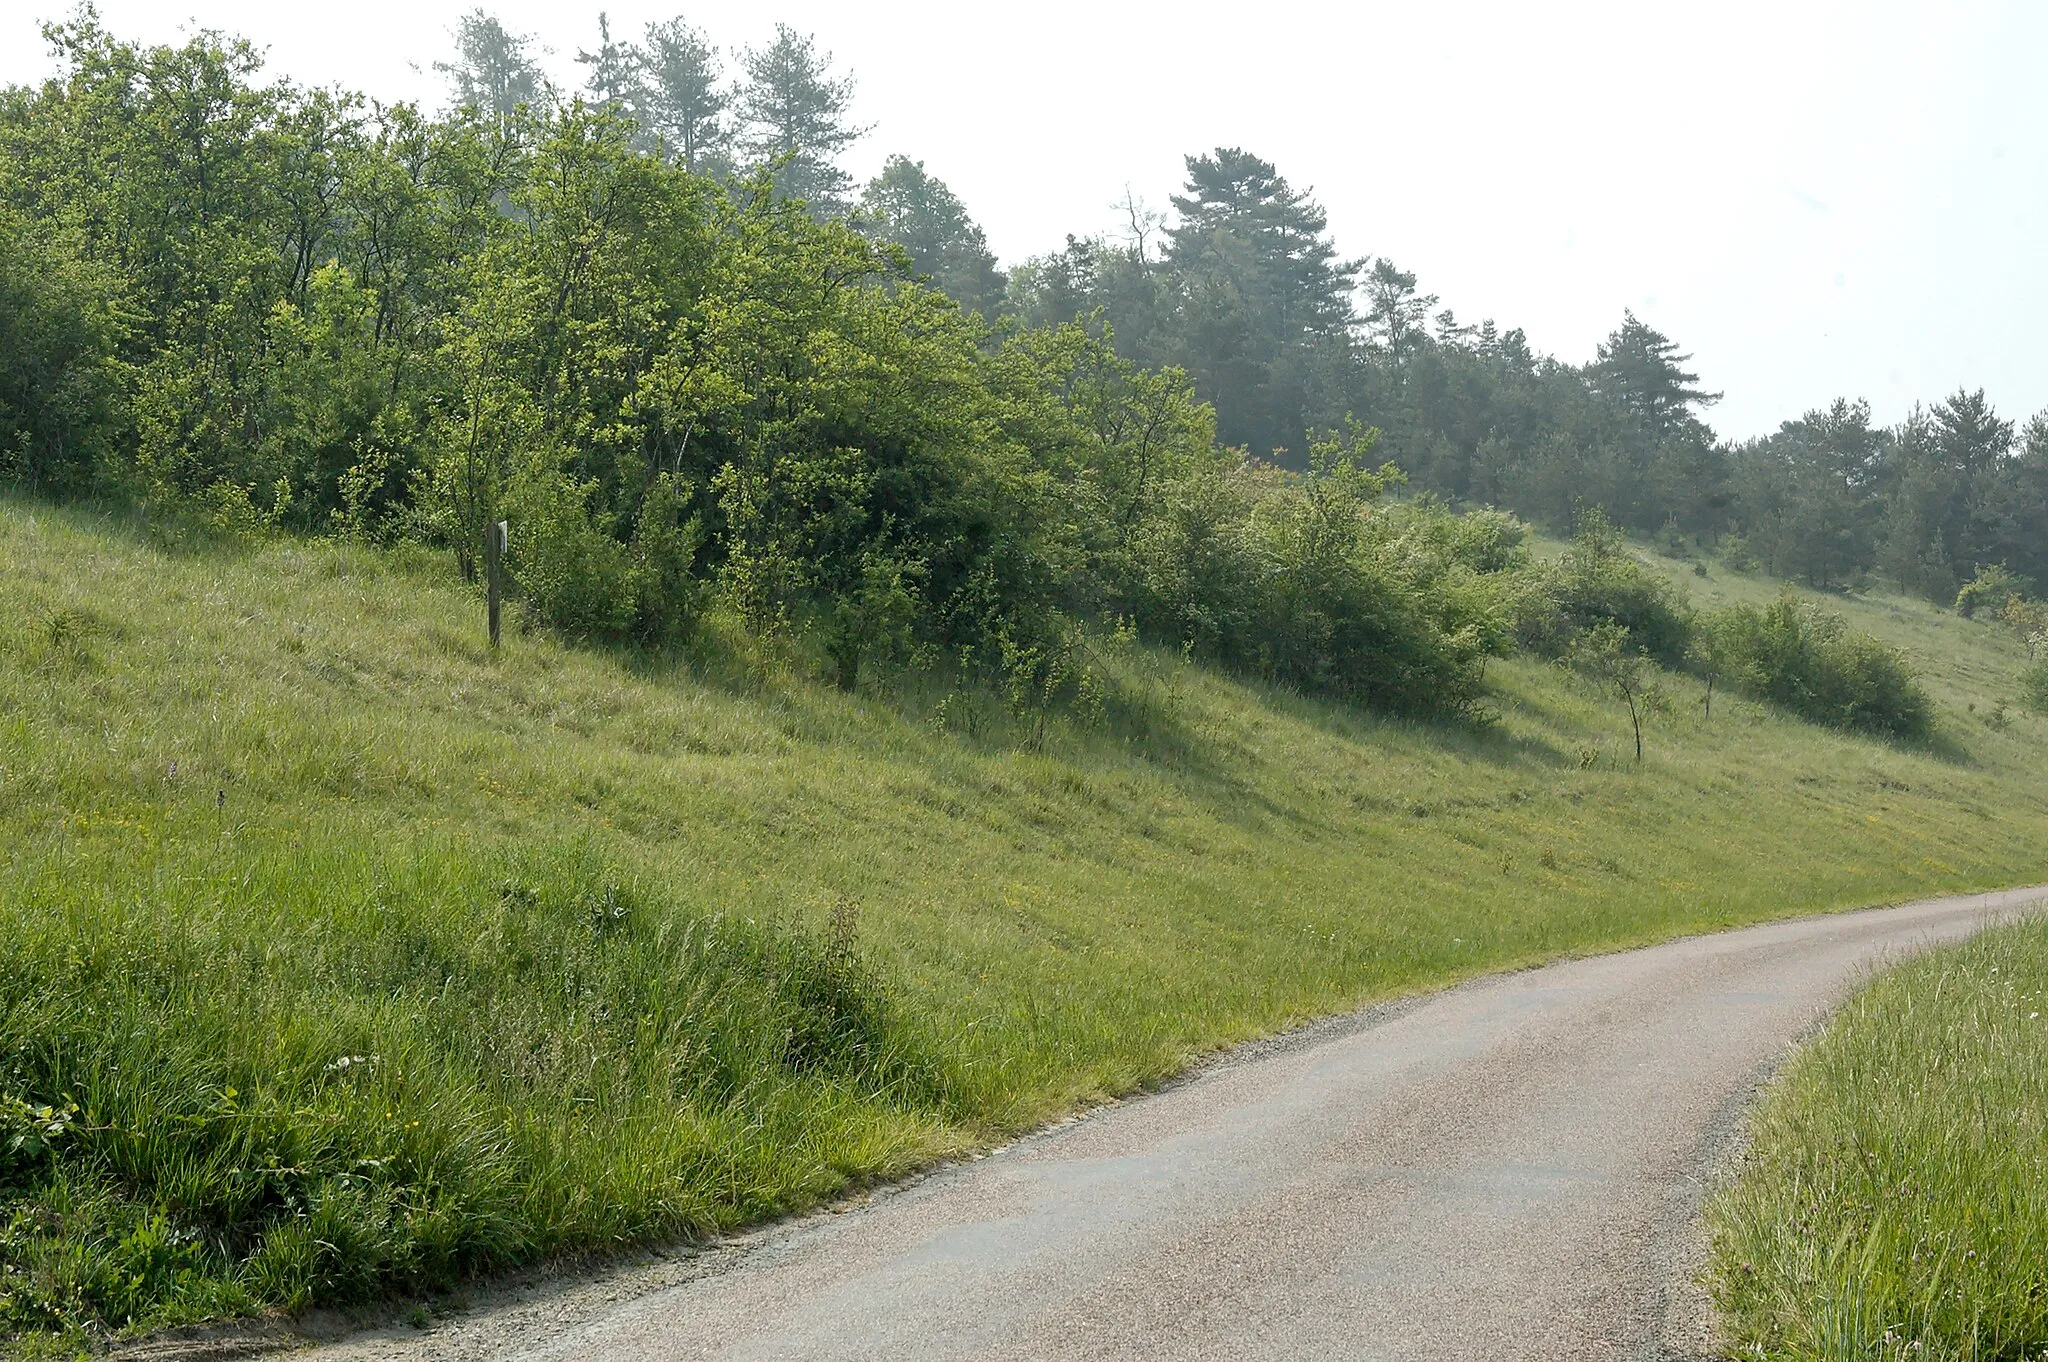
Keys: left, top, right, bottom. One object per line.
{"left": 0, "top": 14, "right": 1513, "bottom": 719}
{"left": 0, "top": 9, "right": 1995, "bottom": 730}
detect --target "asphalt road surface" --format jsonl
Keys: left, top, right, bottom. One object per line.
{"left": 311, "top": 886, "right": 2046, "bottom": 1362}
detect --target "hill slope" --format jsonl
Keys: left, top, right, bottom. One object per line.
{"left": 2, "top": 498, "right": 2046, "bottom": 1341}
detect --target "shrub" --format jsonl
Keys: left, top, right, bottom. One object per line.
{"left": 0, "top": 209, "right": 122, "bottom": 496}
{"left": 1718, "top": 533, "right": 1761, "bottom": 574}
{"left": 505, "top": 470, "right": 636, "bottom": 639}
{"left": 626, "top": 473, "right": 705, "bottom": 644}
{"left": 1702, "top": 589, "right": 1933, "bottom": 738}
{"left": 1362, "top": 498, "right": 1530, "bottom": 577}
{"left": 1515, "top": 508, "right": 1692, "bottom": 663}
{"left": 2021, "top": 660, "right": 2048, "bottom": 716}
{"left": 1230, "top": 430, "right": 1491, "bottom": 716}
{"left": 1954, "top": 563, "right": 2031, "bottom": 619}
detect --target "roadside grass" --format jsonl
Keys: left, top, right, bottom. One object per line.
{"left": 2, "top": 494, "right": 2046, "bottom": 1347}
{"left": 1707, "top": 913, "right": 2048, "bottom": 1362}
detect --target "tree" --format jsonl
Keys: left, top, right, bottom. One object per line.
{"left": 1161, "top": 147, "right": 1360, "bottom": 460}
{"left": 1574, "top": 620, "right": 1659, "bottom": 762}
{"left": 1984, "top": 411, "right": 2048, "bottom": 590}
{"left": 1360, "top": 258, "right": 1436, "bottom": 356}
{"left": 1931, "top": 387, "right": 2014, "bottom": 477}
{"left": 857, "top": 156, "right": 1005, "bottom": 316}
{"left": 735, "top": 24, "right": 866, "bottom": 216}
{"left": 434, "top": 10, "right": 545, "bottom": 128}
{"left": 636, "top": 16, "right": 730, "bottom": 172}
{"left": 1873, "top": 391, "right": 2016, "bottom": 601}
{"left": 0, "top": 208, "right": 120, "bottom": 493}
{"left": 1731, "top": 398, "right": 1882, "bottom": 588}
{"left": 575, "top": 13, "right": 639, "bottom": 113}
{"left": 1588, "top": 312, "right": 1720, "bottom": 439}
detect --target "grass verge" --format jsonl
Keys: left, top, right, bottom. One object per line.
{"left": 1707, "top": 913, "right": 2048, "bottom": 1361}
{"left": 2, "top": 496, "right": 2047, "bottom": 1349}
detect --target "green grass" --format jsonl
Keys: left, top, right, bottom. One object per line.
{"left": 1707, "top": 915, "right": 2048, "bottom": 1361}
{"left": 1643, "top": 551, "right": 2038, "bottom": 725}
{"left": 1, "top": 496, "right": 2045, "bottom": 1347}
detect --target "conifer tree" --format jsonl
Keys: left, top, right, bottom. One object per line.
{"left": 736, "top": 24, "right": 866, "bottom": 216}
{"left": 434, "top": 10, "right": 545, "bottom": 128}
{"left": 636, "top": 16, "right": 730, "bottom": 172}
{"left": 857, "top": 156, "right": 1005, "bottom": 316}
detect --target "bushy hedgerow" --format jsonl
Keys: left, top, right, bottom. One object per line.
{"left": 1116, "top": 431, "right": 1517, "bottom": 718}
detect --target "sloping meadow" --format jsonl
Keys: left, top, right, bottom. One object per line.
{"left": 3, "top": 501, "right": 2048, "bottom": 1343}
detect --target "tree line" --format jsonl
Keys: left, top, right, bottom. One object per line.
{"left": 0, "top": 7, "right": 2018, "bottom": 734}
{"left": 434, "top": 5, "right": 2046, "bottom": 608}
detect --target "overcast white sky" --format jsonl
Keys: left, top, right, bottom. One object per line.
{"left": 3, "top": 0, "right": 2041, "bottom": 439}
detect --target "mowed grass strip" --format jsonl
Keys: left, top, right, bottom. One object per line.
{"left": 1708, "top": 913, "right": 2048, "bottom": 1361}
{"left": 2, "top": 496, "right": 2047, "bottom": 1343}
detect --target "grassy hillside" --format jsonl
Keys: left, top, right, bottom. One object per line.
{"left": 2, "top": 496, "right": 2046, "bottom": 1345}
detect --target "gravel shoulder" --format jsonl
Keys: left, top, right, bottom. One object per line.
{"left": 245, "top": 886, "right": 2048, "bottom": 1362}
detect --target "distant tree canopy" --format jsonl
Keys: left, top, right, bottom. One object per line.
{"left": 1588, "top": 311, "right": 1721, "bottom": 440}
{"left": 857, "top": 156, "right": 1005, "bottom": 317}
{"left": 634, "top": 16, "right": 730, "bottom": 171}
{"left": 733, "top": 23, "right": 865, "bottom": 216}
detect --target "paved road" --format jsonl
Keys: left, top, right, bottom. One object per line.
{"left": 314, "top": 887, "right": 2045, "bottom": 1362}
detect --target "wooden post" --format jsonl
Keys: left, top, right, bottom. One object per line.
{"left": 486, "top": 519, "right": 507, "bottom": 649}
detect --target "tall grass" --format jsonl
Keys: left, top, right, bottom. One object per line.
{"left": 3, "top": 496, "right": 2047, "bottom": 1345}
{"left": 1708, "top": 914, "right": 2048, "bottom": 1361}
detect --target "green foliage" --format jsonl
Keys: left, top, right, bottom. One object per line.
{"left": 1570, "top": 620, "right": 1663, "bottom": 762}
{"left": 1699, "top": 589, "right": 1933, "bottom": 739}
{"left": 1586, "top": 309, "right": 1720, "bottom": 439}
{"left": 1954, "top": 562, "right": 2030, "bottom": 619}
{"left": 1709, "top": 916, "right": 2048, "bottom": 1361}
{"left": 433, "top": 9, "right": 544, "bottom": 126}
{"left": 857, "top": 156, "right": 1006, "bottom": 317}
{"left": 633, "top": 17, "right": 732, "bottom": 172}
{"left": 2021, "top": 660, "right": 2048, "bottom": 716}
{"left": 0, "top": 209, "right": 121, "bottom": 494}
{"left": 735, "top": 24, "right": 863, "bottom": 215}
{"left": 1514, "top": 508, "right": 1693, "bottom": 663}
{"left": 504, "top": 469, "right": 636, "bottom": 639}
{"left": 8, "top": 12, "right": 2030, "bottom": 737}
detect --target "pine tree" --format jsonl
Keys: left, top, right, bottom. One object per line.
{"left": 1360, "top": 259, "right": 1436, "bottom": 356}
{"left": 735, "top": 25, "right": 866, "bottom": 216}
{"left": 636, "top": 16, "right": 730, "bottom": 172}
{"left": 433, "top": 10, "right": 545, "bottom": 128}
{"left": 1161, "top": 148, "right": 1360, "bottom": 459}
{"left": 1588, "top": 312, "right": 1720, "bottom": 438}
{"left": 575, "top": 13, "right": 639, "bottom": 114}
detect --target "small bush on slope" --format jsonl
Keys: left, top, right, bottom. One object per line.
{"left": 1513, "top": 508, "right": 1694, "bottom": 664}
{"left": 1700, "top": 589, "right": 1933, "bottom": 739}
{"left": 2022, "top": 660, "right": 2048, "bottom": 716}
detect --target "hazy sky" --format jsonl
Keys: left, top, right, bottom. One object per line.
{"left": 3, "top": 0, "right": 2042, "bottom": 439}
